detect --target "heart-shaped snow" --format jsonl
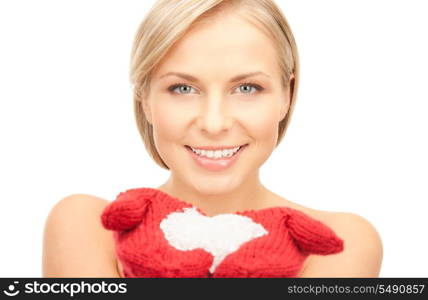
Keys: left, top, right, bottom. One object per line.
{"left": 160, "top": 207, "right": 269, "bottom": 273}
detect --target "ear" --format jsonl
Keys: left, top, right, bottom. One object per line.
{"left": 285, "top": 208, "right": 344, "bottom": 255}
{"left": 141, "top": 96, "right": 153, "bottom": 125}
{"left": 101, "top": 188, "right": 153, "bottom": 231}
{"left": 279, "top": 73, "right": 295, "bottom": 122}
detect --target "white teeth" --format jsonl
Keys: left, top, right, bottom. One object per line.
{"left": 190, "top": 146, "right": 242, "bottom": 159}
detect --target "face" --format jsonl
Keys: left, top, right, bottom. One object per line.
{"left": 143, "top": 12, "right": 291, "bottom": 195}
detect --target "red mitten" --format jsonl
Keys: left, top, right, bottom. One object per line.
{"left": 101, "top": 188, "right": 214, "bottom": 278}
{"left": 212, "top": 207, "right": 344, "bottom": 278}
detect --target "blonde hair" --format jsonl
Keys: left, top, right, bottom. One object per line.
{"left": 130, "top": 0, "right": 300, "bottom": 170}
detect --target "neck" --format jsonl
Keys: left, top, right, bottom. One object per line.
{"left": 157, "top": 171, "right": 270, "bottom": 217}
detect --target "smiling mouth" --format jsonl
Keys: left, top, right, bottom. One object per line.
{"left": 184, "top": 144, "right": 248, "bottom": 160}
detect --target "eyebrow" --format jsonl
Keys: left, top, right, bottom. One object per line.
{"left": 159, "top": 71, "right": 271, "bottom": 83}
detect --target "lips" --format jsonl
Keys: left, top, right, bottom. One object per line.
{"left": 185, "top": 144, "right": 247, "bottom": 156}
{"left": 185, "top": 144, "right": 248, "bottom": 171}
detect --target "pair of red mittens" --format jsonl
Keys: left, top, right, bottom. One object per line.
{"left": 101, "top": 188, "right": 344, "bottom": 277}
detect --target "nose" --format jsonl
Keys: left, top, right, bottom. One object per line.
{"left": 196, "top": 95, "right": 233, "bottom": 135}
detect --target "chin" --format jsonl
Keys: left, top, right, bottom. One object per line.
{"left": 189, "top": 175, "right": 242, "bottom": 196}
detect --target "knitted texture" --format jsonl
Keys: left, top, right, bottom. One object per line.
{"left": 101, "top": 188, "right": 344, "bottom": 278}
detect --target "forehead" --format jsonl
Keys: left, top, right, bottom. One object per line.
{"left": 153, "top": 13, "right": 279, "bottom": 77}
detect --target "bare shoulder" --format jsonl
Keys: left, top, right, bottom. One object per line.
{"left": 269, "top": 192, "right": 382, "bottom": 277}
{"left": 42, "top": 193, "right": 121, "bottom": 277}
{"left": 299, "top": 208, "right": 384, "bottom": 277}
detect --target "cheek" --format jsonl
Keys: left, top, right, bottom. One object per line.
{"left": 238, "top": 102, "right": 281, "bottom": 146}
{"left": 150, "top": 101, "right": 188, "bottom": 152}
{"left": 237, "top": 105, "right": 280, "bottom": 170}
{"left": 248, "top": 115, "right": 279, "bottom": 146}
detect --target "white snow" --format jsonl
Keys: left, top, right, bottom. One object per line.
{"left": 160, "top": 207, "right": 269, "bottom": 273}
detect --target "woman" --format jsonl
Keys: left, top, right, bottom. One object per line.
{"left": 43, "top": 0, "right": 383, "bottom": 277}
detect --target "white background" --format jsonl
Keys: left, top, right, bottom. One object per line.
{"left": 0, "top": 0, "right": 427, "bottom": 277}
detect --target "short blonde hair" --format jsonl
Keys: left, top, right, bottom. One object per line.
{"left": 130, "top": 0, "right": 300, "bottom": 170}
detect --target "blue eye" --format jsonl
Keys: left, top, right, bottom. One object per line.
{"left": 168, "top": 84, "right": 195, "bottom": 94}
{"left": 167, "top": 82, "right": 264, "bottom": 95}
{"left": 236, "top": 83, "right": 263, "bottom": 94}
